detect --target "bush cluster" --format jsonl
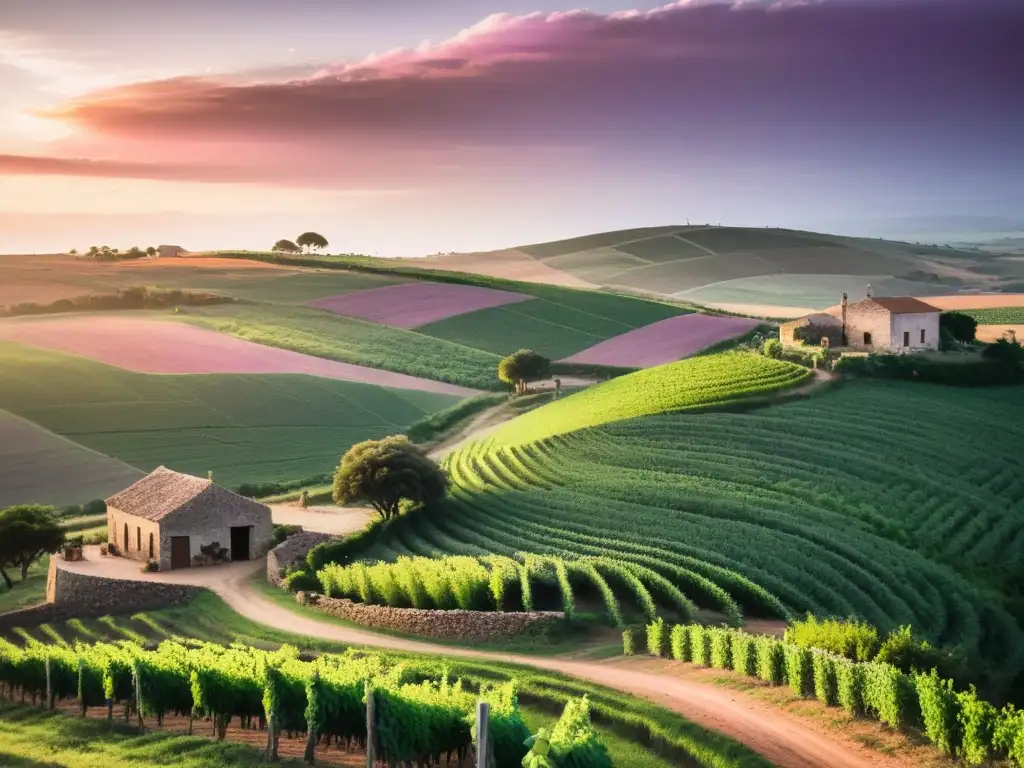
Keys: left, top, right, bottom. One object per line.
{"left": 831, "top": 350, "right": 1024, "bottom": 386}
{"left": 657, "top": 623, "right": 1021, "bottom": 765}
{"left": 1, "top": 286, "right": 233, "bottom": 317}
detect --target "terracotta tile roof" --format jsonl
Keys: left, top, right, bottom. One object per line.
{"left": 106, "top": 466, "right": 268, "bottom": 522}
{"left": 867, "top": 297, "right": 939, "bottom": 314}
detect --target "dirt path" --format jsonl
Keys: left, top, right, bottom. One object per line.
{"left": 270, "top": 505, "right": 373, "bottom": 535}
{"left": 57, "top": 549, "right": 914, "bottom": 768}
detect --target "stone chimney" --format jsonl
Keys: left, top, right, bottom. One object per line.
{"left": 841, "top": 293, "right": 848, "bottom": 346}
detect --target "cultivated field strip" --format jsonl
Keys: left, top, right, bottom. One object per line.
{"left": 367, "top": 377, "right": 1024, "bottom": 680}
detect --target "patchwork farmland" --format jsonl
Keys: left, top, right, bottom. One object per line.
{"left": 0, "top": 340, "right": 460, "bottom": 491}
{"left": 409, "top": 225, "right": 1024, "bottom": 316}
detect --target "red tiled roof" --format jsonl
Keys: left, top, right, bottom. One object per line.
{"left": 106, "top": 466, "right": 268, "bottom": 522}
{"left": 868, "top": 297, "right": 940, "bottom": 314}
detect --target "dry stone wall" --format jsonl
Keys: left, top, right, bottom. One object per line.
{"left": 0, "top": 559, "right": 203, "bottom": 633}
{"left": 297, "top": 591, "right": 564, "bottom": 642}
{"left": 267, "top": 531, "right": 334, "bottom": 586}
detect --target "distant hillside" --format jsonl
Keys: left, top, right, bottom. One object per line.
{"left": 405, "top": 225, "right": 1024, "bottom": 316}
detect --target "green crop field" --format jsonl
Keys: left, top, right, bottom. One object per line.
{"left": 415, "top": 284, "right": 685, "bottom": 359}
{"left": 614, "top": 236, "right": 709, "bottom": 263}
{"left": 480, "top": 353, "right": 811, "bottom": 447}
{"left": 964, "top": 307, "right": 1024, "bottom": 324}
{"left": 355, "top": 365, "right": 1024, "bottom": 696}
{"left": 0, "top": 342, "right": 459, "bottom": 491}
{"left": 181, "top": 304, "right": 502, "bottom": 390}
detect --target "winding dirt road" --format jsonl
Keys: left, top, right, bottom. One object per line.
{"left": 62, "top": 544, "right": 918, "bottom": 768}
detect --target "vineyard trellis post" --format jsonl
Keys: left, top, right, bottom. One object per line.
{"left": 365, "top": 682, "right": 377, "bottom": 768}
{"left": 476, "top": 700, "right": 491, "bottom": 768}
{"left": 44, "top": 656, "right": 53, "bottom": 710}
{"left": 78, "top": 659, "right": 86, "bottom": 716}
{"left": 133, "top": 664, "right": 144, "bottom": 731}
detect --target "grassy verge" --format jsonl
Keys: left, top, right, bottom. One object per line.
{"left": 0, "top": 555, "right": 48, "bottom": 614}
{"left": 0, "top": 700, "right": 310, "bottom": 768}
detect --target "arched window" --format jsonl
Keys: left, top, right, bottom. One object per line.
{"left": 149, "top": 532, "right": 154, "bottom": 559}
{"left": 136, "top": 527, "right": 141, "bottom": 552}
{"left": 123, "top": 523, "right": 129, "bottom": 551}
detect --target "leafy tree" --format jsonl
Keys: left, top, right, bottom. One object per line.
{"left": 939, "top": 312, "right": 977, "bottom": 343}
{"left": 332, "top": 435, "right": 448, "bottom": 522}
{"left": 68, "top": 248, "right": 78, "bottom": 256}
{"left": 498, "top": 349, "right": 551, "bottom": 395}
{"left": 296, "top": 231, "right": 329, "bottom": 254}
{"left": 982, "top": 335, "right": 1024, "bottom": 366}
{"left": 0, "top": 505, "right": 65, "bottom": 588}
{"left": 87, "top": 246, "right": 99, "bottom": 258}
{"left": 272, "top": 239, "right": 301, "bottom": 254}
{"left": 763, "top": 339, "right": 783, "bottom": 359}
{"left": 146, "top": 246, "right": 157, "bottom": 257}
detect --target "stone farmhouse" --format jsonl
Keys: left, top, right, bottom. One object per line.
{"left": 105, "top": 467, "right": 273, "bottom": 570}
{"left": 156, "top": 245, "right": 186, "bottom": 258}
{"left": 781, "top": 292, "right": 940, "bottom": 352}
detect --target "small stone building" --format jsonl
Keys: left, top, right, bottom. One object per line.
{"left": 781, "top": 293, "right": 940, "bottom": 352}
{"left": 156, "top": 245, "right": 186, "bottom": 258}
{"left": 106, "top": 467, "right": 273, "bottom": 570}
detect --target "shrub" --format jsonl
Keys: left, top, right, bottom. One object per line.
{"left": 940, "top": 312, "right": 978, "bottom": 343}
{"left": 730, "top": 631, "right": 756, "bottom": 677}
{"left": 875, "top": 625, "right": 965, "bottom": 681}
{"left": 141, "top": 559, "right": 159, "bottom": 573}
{"left": 754, "top": 636, "right": 785, "bottom": 685}
{"left": 549, "top": 696, "right": 611, "bottom": 768}
{"left": 670, "top": 624, "right": 691, "bottom": 662}
{"left": 82, "top": 499, "right": 107, "bottom": 516}
{"left": 708, "top": 627, "right": 732, "bottom": 670}
{"left": 994, "top": 706, "right": 1024, "bottom": 765}
{"left": 834, "top": 656, "right": 865, "bottom": 716}
{"left": 272, "top": 524, "right": 302, "bottom": 545}
{"left": 284, "top": 569, "right": 320, "bottom": 592}
{"left": 762, "top": 339, "right": 783, "bottom": 359}
{"left": 646, "top": 618, "right": 667, "bottom": 657}
{"left": 915, "top": 669, "right": 961, "bottom": 756}
{"left": 862, "top": 662, "right": 915, "bottom": 730}
{"left": 785, "top": 615, "right": 879, "bottom": 662}
{"left": 690, "top": 626, "right": 711, "bottom": 667}
{"left": 622, "top": 629, "right": 635, "bottom": 657}
{"left": 956, "top": 687, "right": 998, "bottom": 766}
{"left": 784, "top": 645, "right": 814, "bottom": 697}
{"left": 811, "top": 651, "right": 838, "bottom": 706}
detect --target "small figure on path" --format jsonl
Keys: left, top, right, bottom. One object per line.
{"left": 554, "top": 378, "right": 562, "bottom": 399}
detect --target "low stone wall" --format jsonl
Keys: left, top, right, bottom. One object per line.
{"left": 267, "top": 531, "right": 333, "bottom": 586}
{"left": 297, "top": 592, "right": 564, "bottom": 642}
{"left": 0, "top": 560, "right": 203, "bottom": 633}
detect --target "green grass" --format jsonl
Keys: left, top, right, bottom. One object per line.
{"left": 518, "top": 226, "right": 688, "bottom": 259}
{"left": 615, "top": 235, "right": 710, "bottom": 263}
{"left": 0, "top": 700, "right": 311, "bottom": 768}
{"left": 0, "top": 341, "right": 460, "bottom": 490}
{"left": 679, "top": 228, "right": 845, "bottom": 253}
{"left": 964, "top": 307, "right": 1024, "bottom": 324}
{"left": 0, "top": 408, "right": 143, "bottom": 509}
{"left": 179, "top": 303, "right": 502, "bottom": 390}
{"left": 364, "top": 378, "right": 1024, "bottom": 701}
{"left": 476, "top": 352, "right": 811, "bottom": 447}
{"left": 415, "top": 285, "right": 686, "bottom": 359}
{"left": 183, "top": 269, "right": 406, "bottom": 303}
{"left": 0, "top": 556, "right": 48, "bottom": 615}
{"left": 675, "top": 275, "right": 960, "bottom": 310}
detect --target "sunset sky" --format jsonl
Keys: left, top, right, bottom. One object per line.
{"left": 1, "top": 0, "right": 1022, "bottom": 256}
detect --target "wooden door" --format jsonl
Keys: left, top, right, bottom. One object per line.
{"left": 170, "top": 536, "right": 191, "bottom": 569}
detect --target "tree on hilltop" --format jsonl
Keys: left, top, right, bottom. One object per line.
{"left": 0, "top": 505, "right": 64, "bottom": 588}
{"left": 296, "top": 231, "right": 329, "bottom": 254}
{"left": 272, "top": 239, "right": 301, "bottom": 254}
{"left": 68, "top": 248, "right": 78, "bottom": 256}
{"left": 332, "top": 435, "right": 448, "bottom": 522}
{"left": 146, "top": 246, "right": 157, "bottom": 257}
{"left": 499, "top": 349, "right": 551, "bottom": 395}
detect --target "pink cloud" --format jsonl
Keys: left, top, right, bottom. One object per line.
{"left": 9, "top": 0, "right": 1022, "bottom": 188}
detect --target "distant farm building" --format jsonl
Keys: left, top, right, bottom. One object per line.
{"left": 781, "top": 293, "right": 940, "bottom": 352}
{"left": 156, "top": 245, "right": 186, "bottom": 258}
{"left": 105, "top": 467, "right": 273, "bottom": 570}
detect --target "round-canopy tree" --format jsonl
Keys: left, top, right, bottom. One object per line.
{"left": 272, "top": 239, "right": 301, "bottom": 254}
{"left": 939, "top": 311, "right": 978, "bottom": 344}
{"left": 0, "top": 505, "right": 64, "bottom": 589}
{"left": 498, "top": 349, "right": 551, "bottom": 395}
{"left": 296, "top": 232, "right": 329, "bottom": 254}
{"left": 332, "top": 435, "right": 448, "bottom": 521}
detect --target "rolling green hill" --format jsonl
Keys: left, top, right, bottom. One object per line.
{"left": 354, "top": 354, "right": 1024, "bottom": 697}
{"left": 410, "top": 225, "right": 1024, "bottom": 313}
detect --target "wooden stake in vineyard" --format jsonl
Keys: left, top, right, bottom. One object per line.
{"left": 476, "top": 700, "right": 492, "bottom": 768}
{"left": 365, "top": 682, "right": 377, "bottom": 768}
